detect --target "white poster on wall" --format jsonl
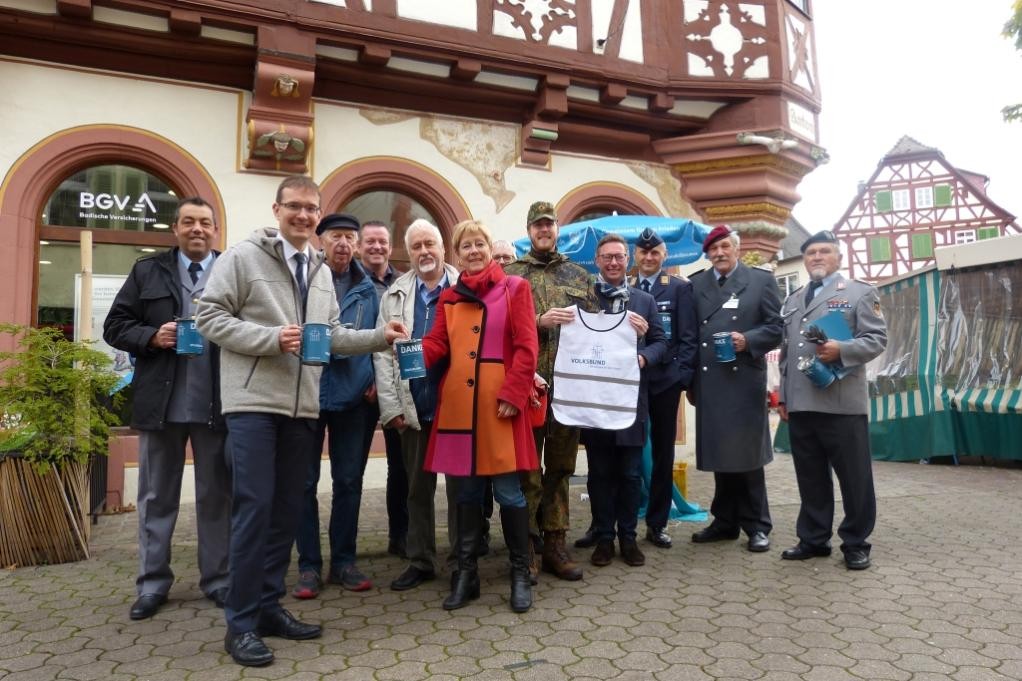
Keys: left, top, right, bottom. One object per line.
{"left": 75, "top": 274, "right": 130, "bottom": 385}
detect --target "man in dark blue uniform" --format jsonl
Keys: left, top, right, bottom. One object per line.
{"left": 629, "top": 228, "right": 697, "bottom": 548}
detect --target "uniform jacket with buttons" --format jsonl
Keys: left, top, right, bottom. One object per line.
{"left": 422, "top": 261, "right": 539, "bottom": 477}
{"left": 103, "top": 247, "right": 223, "bottom": 431}
{"left": 778, "top": 274, "right": 886, "bottom": 415}
{"left": 629, "top": 271, "right": 698, "bottom": 394}
{"left": 691, "top": 263, "right": 782, "bottom": 473}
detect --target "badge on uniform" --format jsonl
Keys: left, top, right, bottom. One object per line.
{"left": 660, "top": 275, "right": 669, "bottom": 285}
{"left": 874, "top": 300, "right": 883, "bottom": 317}
{"left": 723, "top": 295, "right": 739, "bottom": 309}
{"left": 827, "top": 299, "right": 852, "bottom": 310}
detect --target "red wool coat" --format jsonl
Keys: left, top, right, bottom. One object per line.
{"left": 422, "top": 260, "right": 540, "bottom": 476}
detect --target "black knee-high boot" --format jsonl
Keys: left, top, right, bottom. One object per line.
{"left": 443, "top": 504, "right": 482, "bottom": 610}
{"left": 500, "top": 505, "right": 533, "bottom": 613}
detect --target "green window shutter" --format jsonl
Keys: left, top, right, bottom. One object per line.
{"left": 934, "top": 184, "right": 952, "bottom": 206}
{"left": 911, "top": 233, "right": 934, "bottom": 258}
{"left": 870, "top": 237, "right": 892, "bottom": 261}
{"left": 874, "top": 190, "right": 893, "bottom": 212}
{"left": 978, "top": 227, "right": 1000, "bottom": 240}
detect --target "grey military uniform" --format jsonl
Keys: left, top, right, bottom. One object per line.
{"left": 778, "top": 274, "right": 887, "bottom": 415}
{"left": 778, "top": 272, "right": 887, "bottom": 555}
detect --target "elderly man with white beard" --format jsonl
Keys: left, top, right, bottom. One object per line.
{"left": 373, "top": 219, "right": 462, "bottom": 590}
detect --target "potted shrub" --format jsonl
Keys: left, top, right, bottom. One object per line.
{"left": 0, "top": 323, "right": 121, "bottom": 566}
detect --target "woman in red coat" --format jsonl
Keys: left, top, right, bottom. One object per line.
{"left": 422, "top": 219, "right": 539, "bottom": 612}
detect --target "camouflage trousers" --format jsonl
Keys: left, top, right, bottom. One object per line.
{"left": 521, "top": 419, "right": 581, "bottom": 537}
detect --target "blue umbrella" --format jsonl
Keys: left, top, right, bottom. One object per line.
{"left": 513, "top": 215, "right": 713, "bottom": 273}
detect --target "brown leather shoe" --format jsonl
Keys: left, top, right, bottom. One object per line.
{"left": 541, "top": 530, "right": 583, "bottom": 581}
{"left": 590, "top": 540, "right": 615, "bottom": 567}
{"left": 619, "top": 538, "right": 646, "bottom": 567}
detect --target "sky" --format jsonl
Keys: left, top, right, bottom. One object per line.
{"left": 791, "top": 1, "right": 1022, "bottom": 232}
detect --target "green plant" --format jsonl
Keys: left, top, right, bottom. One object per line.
{"left": 0, "top": 323, "right": 122, "bottom": 474}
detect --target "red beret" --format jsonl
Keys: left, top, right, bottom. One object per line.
{"left": 702, "top": 224, "right": 733, "bottom": 253}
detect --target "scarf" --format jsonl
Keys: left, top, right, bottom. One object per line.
{"left": 595, "top": 274, "right": 630, "bottom": 313}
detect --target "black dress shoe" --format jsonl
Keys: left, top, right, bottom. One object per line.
{"left": 206, "top": 587, "right": 228, "bottom": 608}
{"left": 257, "top": 609, "right": 322, "bottom": 640}
{"left": 781, "top": 543, "right": 832, "bottom": 560}
{"left": 574, "top": 527, "right": 597, "bottom": 549}
{"left": 747, "top": 532, "right": 770, "bottom": 552}
{"left": 225, "top": 631, "right": 274, "bottom": 667}
{"left": 691, "top": 525, "right": 740, "bottom": 543}
{"left": 844, "top": 549, "right": 871, "bottom": 570}
{"left": 129, "top": 593, "right": 167, "bottom": 620}
{"left": 645, "top": 526, "right": 672, "bottom": 549}
{"left": 390, "top": 565, "right": 436, "bottom": 591}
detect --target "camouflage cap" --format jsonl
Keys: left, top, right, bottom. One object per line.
{"left": 527, "top": 201, "right": 557, "bottom": 225}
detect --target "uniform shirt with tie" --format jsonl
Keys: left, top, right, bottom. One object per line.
{"left": 804, "top": 272, "right": 837, "bottom": 306}
{"left": 166, "top": 250, "right": 216, "bottom": 424}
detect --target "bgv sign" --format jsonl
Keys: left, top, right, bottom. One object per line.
{"left": 79, "top": 192, "right": 158, "bottom": 213}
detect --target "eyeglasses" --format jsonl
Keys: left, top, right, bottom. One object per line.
{"left": 280, "top": 202, "right": 321, "bottom": 214}
{"left": 598, "top": 253, "right": 627, "bottom": 262}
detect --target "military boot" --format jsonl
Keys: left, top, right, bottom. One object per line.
{"left": 527, "top": 534, "right": 541, "bottom": 585}
{"left": 541, "top": 530, "right": 583, "bottom": 581}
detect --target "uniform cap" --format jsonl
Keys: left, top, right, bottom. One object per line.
{"left": 800, "top": 230, "right": 839, "bottom": 253}
{"left": 527, "top": 201, "right": 557, "bottom": 225}
{"left": 635, "top": 228, "right": 664, "bottom": 251}
{"left": 316, "top": 212, "right": 360, "bottom": 236}
{"left": 702, "top": 224, "right": 733, "bottom": 253}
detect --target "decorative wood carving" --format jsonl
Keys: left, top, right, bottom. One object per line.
{"left": 245, "top": 26, "right": 315, "bottom": 173}
{"left": 683, "top": 1, "right": 771, "bottom": 79}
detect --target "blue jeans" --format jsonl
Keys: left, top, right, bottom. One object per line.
{"left": 456, "top": 472, "right": 525, "bottom": 509}
{"left": 295, "top": 402, "right": 376, "bottom": 573}
{"left": 585, "top": 431, "right": 642, "bottom": 542}
{"left": 223, "top": 413, "right": 317, "bottom": 634}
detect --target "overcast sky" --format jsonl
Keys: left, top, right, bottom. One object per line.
{"left": 791, "top": 1, "right": 1022, "bottom": 232}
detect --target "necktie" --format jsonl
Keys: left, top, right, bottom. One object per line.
{"left": 294, "top": 252, "right": 308, "bottom": 302}
{"left": 640, "top": 279, "right": 651, "bottom": 293}
{"left": 805, "top": 280, "right": 822, "bottom": 306}
{"left": 718, "top": 274, "right": 726, "bottom": 287}
{"left": 187, "top": 262, "right": 202, "bottom": 285}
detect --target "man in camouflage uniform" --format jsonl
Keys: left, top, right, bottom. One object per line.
{"left": 505, "top": 201, "right": 599, "bottom": 582}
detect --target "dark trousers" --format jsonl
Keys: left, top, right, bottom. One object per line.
{"left": 585, "top": 431, "right": 642, "bottom": 543}
{"left": 645, "top": 382, "right": 683, "bottom": 530}
{"left": 223, "top": 413, "right": 317, "bottom": 634}
{"left": 709, "top": 468, "right": 771, "bottom": 536}
{"left": 383, "top": 426, "right": 409, "bottom": 543}
{"left": 296, "top": 402, "right": 376, "bottom": 573}
{"left": 788, "top": 411, "right": 876, "bottom": 553}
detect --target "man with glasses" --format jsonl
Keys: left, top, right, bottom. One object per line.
{"left": 197, "top": 176, "right": 408, "bottom": 667}
{"left": 505, "top": 201, "right": 599, "bottom": 583}
{"left": 582, "top": 234, "right": 667, "bottom": 568}
{"left": 492, "top": 239, "right": 517, "bottom": 266}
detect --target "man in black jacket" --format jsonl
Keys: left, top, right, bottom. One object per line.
{"left": 103, "top": 197, "right": 231, "bottom": 621}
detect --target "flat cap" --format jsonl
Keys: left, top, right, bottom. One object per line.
{"left": 316, "top": 212, "right": 360, "bottom": 236}
{"left": 635, "top": 227, "right": 664, "bottom": 251}
{"left": 800, "top": 230, "right": 839, "bottom": 253}
{"left": 527, "top": 201, "right": 557, "bottom": 225}
{"left": 702, "top": 224, "right": 733, "bottom": 253}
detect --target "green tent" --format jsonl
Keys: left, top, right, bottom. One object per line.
{"left": 777, "top": 235, "right": 1022, "bottom": 461}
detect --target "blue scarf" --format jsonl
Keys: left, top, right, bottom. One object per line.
{"left": 595, "top": 274, "right": 630, "bottom": 313}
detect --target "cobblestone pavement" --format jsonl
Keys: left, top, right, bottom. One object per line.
{"left": 3, "top": 452, "right": 1022, "bottom": 680}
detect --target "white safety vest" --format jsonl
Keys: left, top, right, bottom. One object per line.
{"left": 551, "top": 306, "right": 640, "bottom": 429}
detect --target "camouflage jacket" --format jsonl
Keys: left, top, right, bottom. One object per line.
{"left": 505, "top": 251, "right": 599, "bottom": 382}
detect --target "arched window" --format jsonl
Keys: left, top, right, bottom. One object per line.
{"left": 38, "top": 164, "right": 181, "bottom": 334}
{"left": 339, "top": 190, "right": 439, "bottom": 272}
{"left": 320, "top": 156, "right": 472, "bottom": 272}
{"left": 558, "top": 182, "right": 662, "bottom": 225}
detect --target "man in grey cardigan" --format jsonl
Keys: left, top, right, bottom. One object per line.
{"left": 196, "top": 176, "right": 408, "bottom": 667}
